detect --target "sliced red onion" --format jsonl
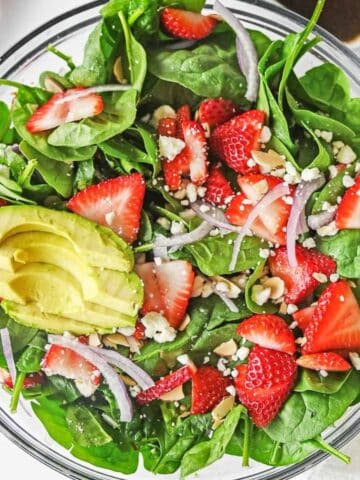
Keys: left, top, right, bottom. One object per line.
{"left": 166, "top": 40, "right": 197, "bottom": 50}
{"left": 191, "top": 202, "right": 242, "bottom": 233}
{"left": 54, "top": 84, "right": 131, "bottom": 104}
{"left": 89, "top": 347, "right": 154, "bottom": 390}
{"left": 296, "top": 209, "right": 309, "bottom": 236}
{"left": 215, "top": 291, "right": 239, "bottom": 313}
{"left": 308, "top": 210, "right": 336, "bottom": 231}
{"left": 214, "top": 0, "right": 259, "bottom": 102}
{"left": 48, "top": 335, "right": 132, "bottom": 422}
{"left": 153, "top": 234, "right": 170, "bottom": 260}
{"left": 229, "top": 183, "right": 290, "bottom": 271}
{"left": 286, "top": 176, "right": 325, "bottom": 268}
{"left": 154, "top": 221, "right": 212, "bottom": 249}
{"left": 0, "top": 328, "right": 16, "bottom": 384}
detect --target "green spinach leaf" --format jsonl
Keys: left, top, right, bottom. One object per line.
{"left": 16, "top": 331, "right": 47, "bottom": 373}
{"left": 317, "top": 230, "right": 360, "bottom": 278}
{"left": 295, "top": 369, "right": 352, "bottom": 394}
{"left": 66, "top": 404, "right": 112, "bottom": 447}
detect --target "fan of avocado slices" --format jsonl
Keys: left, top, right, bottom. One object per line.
{"left": 0, "top": 0, "right": 360, "bottom": 478}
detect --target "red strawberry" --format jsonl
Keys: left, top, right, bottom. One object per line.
{"left": 226, "top": 174, "right": 294, "bottom": 245}
{"left": 210, "top": 110, "right": 265, "bottom": 174}
{"left": 158, "top": 117, "right": 177, "bottom": 137}
{"left": 176, "top": 104, "right": 191, "bottom": 140}
{"left": 297, "top": 352, "right": 351, "bottom": 371}
{"left": 161, "top": 8, "right": 218, "bottom": 41}
{"left": 42, "top": 344, "right": 101, "bottom": 396}
{"left": 234, "top": 345, "right": 297, "bottom": 428}
{"left": 134, "top": 321, "right": 146, "bottom": 341}
{"left": 303, "top": 280, "right": 360, "bottom": 354}
{"left": 135, "top": 260, "right": 195, "bottom": 329}
{"left": 162, "top": 147, "right": 191, "bottom": 191}
{"left": 197, "top": 98, "right": 237, "bottom": 129}
{"left": 204, "top": 166, "right": 234, "bottom": 206}
{"left": 191, "top": 366, "right": 232, "bottom": 414}
{"left": 183, "top": 120, "right": 209, "bottom": 185}
{"left": 67, "top": 173, "right": 145, "bottom": 244}
{"left": 336, "top": 176, "right": 360, "bottom": 230}
{"left": 237, "top": 314, "right": 296, "bottom": 355}
{"left": 269, "top": 244, "right": 337, "bottom": 304}
{"left": 26, "top": 88, "right": 103, "bottom": 133}
{"left": 3, "top": 372, "right": 45, "bottom": 390}
{"left": 293, "top": 306, "right": 315, "bottom": 331}
{"left": 136, "top": 365, "right": 195, "bottom": 405}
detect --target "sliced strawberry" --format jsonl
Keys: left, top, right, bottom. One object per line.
{"left": 183, "top": 120, "right": 209, "bottom": 185}
{"left": 234, "top": 345, "right": 297, "bottom": 428}
{"left": 191, "top": 366, "right": 232, "bottom": 414}
{"left": 42, "top": 344, "right": 101, "bottom": 397}
{"left": 176, "top": 104, "right": 191, "bottom": 140}
{"left": 26, "top": 88, "right": 103, "bottom": 133}
{"left": 269, "top": 244, "right": 337, "bottom": 304}
{"left": 67, "top": 173, "right": 145, "bottom": 244}
{"left": 136, "top": 365, "right": 194, "bottom": 405}
{"left": 237, "top": 314, "right": 296, "bottom": 355}
{"left": 293, "top": 306, "right": 315, "bottom": 332}
{"left": 210, "top": 110, "right": 265, "bottom": 174}
{"left": 204, "top": 165, "right": 234, "bottom": 206}
{"left": 335, "top": 176, "right": 360, "bottom": 230}
{"left": 135, "top": 260, "right": 195, "bottom": 329}
{"left": 197, "top": 98, "right": 237, "bottom": 129}
{"left": 161, "top": 8, "right": 218, "bottom": 41}
{"left": 158, "top": 117, "right": 177, "bottom": 137}
{"left": 162, "top": 147, "right": 191, "bottom": 191}
{"left": 134, "top": 321, "right": 146, "bottom": 341}
{"left": 226, "top": 174, "right": 294, "bottom": 245}
{"left": 303, "top": 280, "right": 360, "bottom": 354}
{"left": 297, "top": 352, "right": 351, "bottom": 371}
{"left": 3, "top": 371, "right": 45, "bottom": 389}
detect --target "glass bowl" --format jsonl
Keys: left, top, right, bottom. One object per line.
{"left": 0, "top": 1, "right": 359, "bottom": 479}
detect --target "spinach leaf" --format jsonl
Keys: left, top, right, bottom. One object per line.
{"left": 0, "top": 79, "right": 51, "bottom": 105}
{"left": 316, "top": 230, "right": 360, "bottom": 278}
{"left": 16, "top": 332, "right": 47, "bottom": 373}
{"left": 47, "top": 376, "right": 82, "bottom": 403}
{"left": 295, "top": 369, "right": 352, "bottom": 394}
{"left": 12, "top": 100, "right": 96, "bottom": 162}
{"left": 192, "top": 323, "right": 241, "bottom": 353}
{"left": 0, "top": 101, "right": 11, "bottom": 141}
{"left": 39, "top": 71, "right": 73, "bottom": 91}
{"left": 47, "top": 89, "right": 138, "bottom": 148}
{"left": 141, "top": 76, "right": 201, "bottom": 110}
{"left": 74, "top": 159, "right": 95, "bottom": 192}
{"left": 180, "top": 405, "right": 244, "bottom": 478}
{"left": 148, "top": 32, "right": 248, "bottom": 105}
{"left": 265, "top": 370, "right": 360, "bottom": 443}
{"left": 160, "top": 0, "right": 205, "bottom": 11}
{"left": 207, "top": 295, "right": 250, "bottom": 330}
{"left": 173, "top": 234, "right": 265, "bottom": 276}
{"left": 245, "top": 260, "right": 278, "bottom": 314}
{"left": 301, "top": 123, "right": 332, "bottom": 171}
{"left": 0, "top": 308, "right": 37, "bottom": 355}
{"left": 20, "top": 141, "right": 74, "bottom": 198}
{"left": 66, "top": 404, "right": 112, "bottom": 447}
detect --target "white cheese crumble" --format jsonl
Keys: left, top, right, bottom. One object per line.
{"left": 141, "top": 312, "right": 176, "bottom": 343}
{"left": 158, "top": 135, "right": 185, "bottom": 161}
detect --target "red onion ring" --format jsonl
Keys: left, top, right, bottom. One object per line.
{"left": 191, "top": 202, "right": 242, "bottom": 233}
{"left": 0, "top": 328, "right": 16, "bottom": 384}
{"left": 308, "top": 210, "right": 336, "bottom": 231}
{"left": 154, "top": 221, "right": 213, "bottom": 249}
{"left": 215, "top": 291, "right": 239, "bottom": 313}
{"left": 54, "top": 84, "right": 131, "bottom": 104}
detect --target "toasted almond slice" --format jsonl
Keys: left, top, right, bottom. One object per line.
{"left": 261, "top": 276, "right": 285, "bottom": 300}
{"left": 252, "top": 149, "right": 286, "bottom": 174}
{"left": 120, "top": 374, "right": 137, "bottom": 386}
{"left": 113, "top": 56, "right": 127, "bottom": 84}
{"left": 103, "top": 333, "right": 129, "bottom": 348}
{"left": 179, "top": 314, "right": 191, "bottom": 332}
{"left": 214, "top": 339, "right": 238, "bottom": 357}
{"left": 212, "top": 396, "right": 235, "bottom": 422}
{"left": 192, "top": 275, "right": 206, "bottom": 297}
{"left": 212, "top": 276, "right": 241, "bottom": 299}
{"left": 253, "top": 179, "right": 269, "bottom": 196}
{"left": 160, "top": 385, "right": 185, "bottom": 402}
{"left": 180, "top": 410, "right": 191, "bottom": 418}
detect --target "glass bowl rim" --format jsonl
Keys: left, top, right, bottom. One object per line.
{"left": 0, "top": 1, "right": 359, "bottom": 480}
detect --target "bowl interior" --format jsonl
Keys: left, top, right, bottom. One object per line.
{"left": 0, "top": 1, "right": 359, "bottom": 480}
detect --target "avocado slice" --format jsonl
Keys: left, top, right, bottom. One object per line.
{"left": 0, "top": 264, "right": 85, "bottom": 316}
{"left": 63, "top": 303, "right": 136, "bottom": 329}
{"left": 2, "top": 301, "right": 113, "bottom": 335}
{"left": 0, "top": 206, "right": 134, "bottom": 272}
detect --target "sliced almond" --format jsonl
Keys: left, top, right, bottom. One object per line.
{"left": 212, "top": 276, "right": 241, "bottom": 299}
{"left": 253, "top": 178, "right": 269, "bottom": 196}
{"left": 103, "top": 333, "right": 129, "bottom": 348}
{"left": 120, "top": 374, "right": 137, "bottom": 386}
{"left": 88, "top": 333, "right": 102, "bottom": 347}
{"left": 212, "top": 396, "right": 235, "bottom": 422}
{"left": 179, "top": 314, "right": 191, "bottom": 332}
{"left": 214, "top": 339, "right": 238, "bottom": 357}
{"left": 113, "top": 56, "right": 127, "bottom": 84}
{"left": 261, "top": 277, "right": 285, "bottom": 300}
{"left": 179, "top": 410, "right": 191, "bottom": 419}
{"left": 251, "top": 284, "right": 271, "bottom": 306}
{"left": 43, "top": 77, "right": 63, "bottom": 93}
{"left": 160, "top": 385, "right": 185, "bottom": 402}
{"left": 252, "top": 149, "right": 286, "bottom": 174}
{"left": 212, "top": 418, "right": 224, "bottom": 430}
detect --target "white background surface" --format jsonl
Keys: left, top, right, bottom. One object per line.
{"left": 0, "top": 1, "right": 359, "bottom": 479}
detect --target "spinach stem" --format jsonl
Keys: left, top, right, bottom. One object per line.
{"left": 134, "top": 243, "right": 154, "bottom": 253}
{"left": 314, "top": 437, "right": 351, "bottom": 464}
{"left": 242, "top": 413, "right": 252, "bottom": 467}
{"left": 10, "top": 371, "right": 26, "bottom": 413}
{"left": 118, "top": 12, "right": 134, "bottom": 85}
{"left": 47, "top": 44, "right": 75, "bottom": 70}
{"left": 270, "top": 441, "right": 282, "bottom": 465}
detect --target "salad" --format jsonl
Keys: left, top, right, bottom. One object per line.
{"left": 0, "top": 0, "right": 360, "bottom": 478}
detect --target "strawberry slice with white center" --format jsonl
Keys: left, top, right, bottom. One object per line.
{"left": 292, "top": 306, "right": 316, "bottom": 332}
{"left": 26, "top": 88, "right": 104, "bottom": 133}
{"left": 135, "top": 260, "right": 195, "bottom": 329}
{"left": 160, "top": 8, "right": 218, "bottom": 40}
{"left": 183, "top": 120, "right": 209, "bottom": 185}
{"left": 67, "top": 173, "right": 145, "bottom": 244}
{"left": 42, "top": 344, "right": 101, "bottom": 397}
{"left": 297, "top": 352, "right": 352, "bottom": 371}
{"left": 237, "top": 314, "right": 296, "bottom": 355}
{"left": 303, "top": 280, "right": 360, "bottom": 354}
{"left": 136, "top": 364, "right": 195, "bottom": 405}
{"left": 335, "top": 176, "right": 360, "bottom": 229}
